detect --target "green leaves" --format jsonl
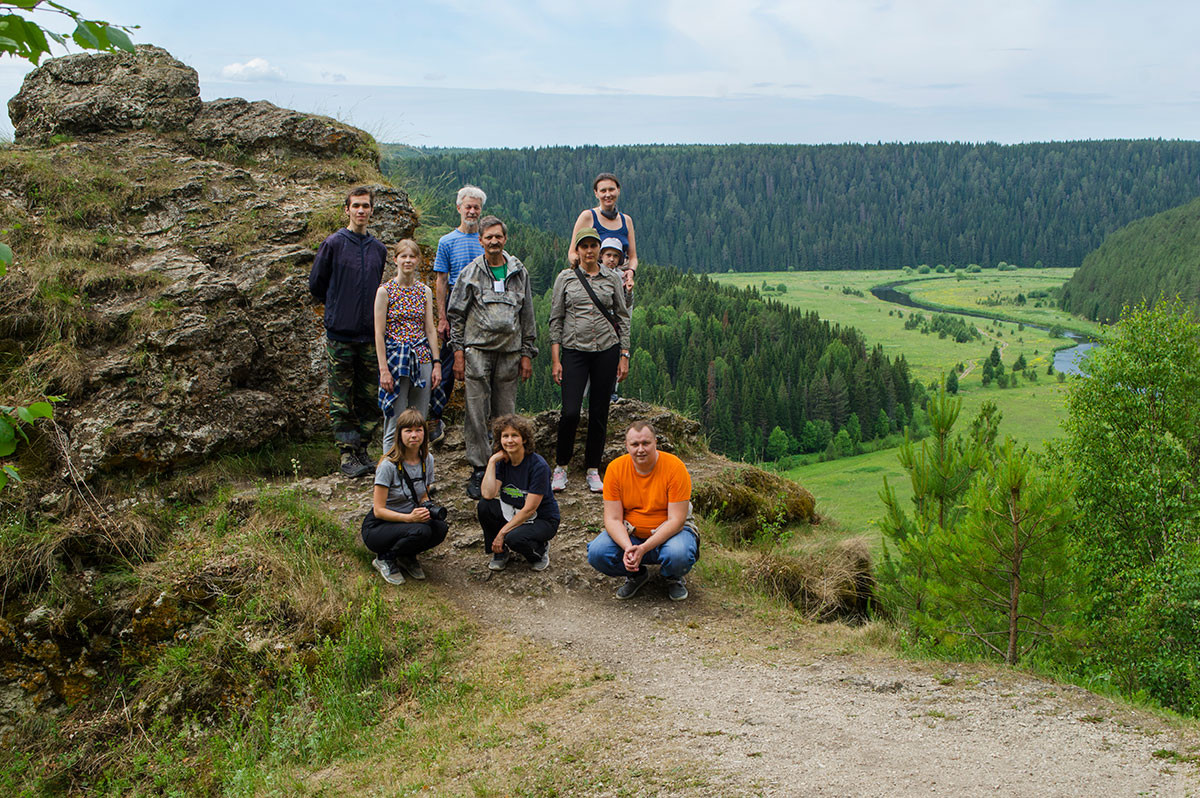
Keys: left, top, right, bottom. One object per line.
{"left": 0, "top": 397, "right": 60, "bottom": 492}
{"left": 1061, "top": 299, "right": 1200, "bottom": 712}
{"left": 0, "top": 1, "right": 135, "bottom": 65}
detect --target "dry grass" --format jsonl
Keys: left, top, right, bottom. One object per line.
{"left": 745, "top": 536, "right": 875, "bottom": 622}
{"left": 694, "top": 465, "right": 818, "bottom": 544}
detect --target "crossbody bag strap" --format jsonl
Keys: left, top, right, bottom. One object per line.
{"left": 572, "top": 267, "right": 620, "bottom": 335}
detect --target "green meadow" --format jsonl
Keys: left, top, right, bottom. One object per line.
{"left": 710, "top": 268, "right": 1085, "bottom": 542}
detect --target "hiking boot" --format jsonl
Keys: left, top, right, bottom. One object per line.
{"left": 530, "top": 545, "right": 550, "bottom": 572}
{"left": 466, "top": 468, "right": 485, "bottom": 500}
{"left": 341, "top": 451, "right": 372, "bottom": 479}
{"left": 551, "top": 466, "right": 568, "bottom": 492}
{"left": 488, "top": 551, "right": 510, "bottom": 571}
{"left": 430, "top": 418, "right": 445, "bottom": 444}
{"left": 615, "top": 569, "right": 649, "bottom": 600}
{"left": 665, "top": 576, "right": 689, "bottom": 601}
{"left": 356, "top": 448, "right": 377, "bottom": 475}
{"left": 395, "top": 555, "right": 425, "bottom": 580}
{"left": 586, "top": 469, "right": 603, "bottom": 493}
{"left": 372, "top": 557, "right": 405, "bottom": 585}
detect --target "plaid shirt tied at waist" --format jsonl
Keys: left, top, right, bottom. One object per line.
{"left": 378, "top": 337, "right": 430, "bottom": 418}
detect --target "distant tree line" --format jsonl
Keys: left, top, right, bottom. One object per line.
{"left": 385, "top": 140, "right": 1200, "bottom": 273}
{"left": 1060, "top": 195, "right": 1200, "bottom": 323}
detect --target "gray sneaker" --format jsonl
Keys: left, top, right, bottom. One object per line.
{"left": 665, "top": 576, "right": 689, "bottom": 601}
{"left": 530, "top": 546, "right": 550, "bottom": 572}
{"left": 615, "top": 569, "right": 649, "bottom": 600}
{"left": 488, "top": 551, "right": 510, "bottom": 571}
{"left": 395, "top": 555, "right": 425, "bottom": 580}
{"left": 372, "top": 557, "right": 405, "bottom": 585}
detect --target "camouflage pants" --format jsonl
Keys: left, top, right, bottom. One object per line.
{"left": 325, "top": 338, "right": 380, "bottom": 453}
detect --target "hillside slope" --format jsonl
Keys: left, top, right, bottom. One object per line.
{"left": 1061, "top": 195, "right": 1200, "bottom": 322}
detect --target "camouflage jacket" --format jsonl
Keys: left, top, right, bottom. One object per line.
{"left": 447, "top": 252, "right": 538, "bottom": 358}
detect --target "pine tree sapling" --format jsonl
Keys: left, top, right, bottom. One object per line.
{"left": 878, "top": 386, "right": 996, "bottom": 624}
{"left": 932, "top": 441, "right": 1084, "bottom": 664}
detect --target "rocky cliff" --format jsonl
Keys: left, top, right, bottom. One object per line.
{"left": 1, "top": 45, "right": 417, "bottom": 480}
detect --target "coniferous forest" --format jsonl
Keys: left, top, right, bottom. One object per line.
{"left": 388, "top": 140, "right": 1200, "bottom": 272}
{"left": 1060, "top": 194, "right": 1200, "bottom": 322}
{"left": 515, "top": 267, "right": 916, "bottom": 460}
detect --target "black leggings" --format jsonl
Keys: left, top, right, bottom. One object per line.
{"left": 477, "top": 498, "right": 559, "bottom": 563}
{"left": 556, "top": 344, "right": 620, "bottom": 469}
{"left": 361, "top": 511, "right": 448, "bottom": 558}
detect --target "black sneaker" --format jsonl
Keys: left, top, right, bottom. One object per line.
{"left": 615, "top": 569, "right": 649, "bottom": 600}
{"left": 372, "top": 557, "right": 405, "bottom": 585}
{"left": 341, "top": 451, "right": 372, "bottom": 479}
{"left": 665, "top": 576, "right": 689, "bottom": 601}
{"left": 394, "top": 555, "right": 425, "bottom": 580}
{"left": 466, "top": 467, "right": 485, "bottom": 500}
{"left": 429, "top": 418, "right": 445, "bottom": 444}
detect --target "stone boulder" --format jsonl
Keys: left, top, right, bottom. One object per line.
{"left": 188, "top": 98, "right": 378, "bottom": 163}
{"left": 8, "top": 44, "right": 379, "bottom": 166}
{"left": 8, "top": 45, "right": 201, "bottom": 144}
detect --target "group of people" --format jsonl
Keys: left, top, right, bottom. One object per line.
{"left": 308, "top": 178, "right": 696, "bottom": 600}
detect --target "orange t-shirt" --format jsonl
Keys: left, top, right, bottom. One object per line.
{"left": 602, "top": 451, "right": 692, "bottom": 536}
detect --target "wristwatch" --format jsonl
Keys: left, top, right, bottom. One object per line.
{"left": 620, "top": 351, "right": 630, "bottom": 358}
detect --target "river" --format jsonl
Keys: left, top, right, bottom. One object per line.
{"left": 869, "top": 282, "right": 1098, "bottom": 376}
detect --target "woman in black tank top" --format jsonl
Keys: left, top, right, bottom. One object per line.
{"left": 568, "top": 172, "right": 638, "bottom": 293}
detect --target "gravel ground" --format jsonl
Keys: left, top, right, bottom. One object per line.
{"left": 310, "top": 435, "right": 1200, "bottom": 797}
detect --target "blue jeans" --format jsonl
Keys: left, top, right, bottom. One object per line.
{"left": 586, "top": 526, "right": 699, "bottom": 579}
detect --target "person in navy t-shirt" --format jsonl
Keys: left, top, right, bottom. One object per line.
{"left": 477, "top": 414, "right": 559, "bottom": 572}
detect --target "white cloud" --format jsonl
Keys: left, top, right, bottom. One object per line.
{"left": 221, "top": 57, "right": 285, "bottom": 82}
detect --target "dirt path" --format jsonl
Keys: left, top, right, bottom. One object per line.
{"left": 960, "top": 325, "right": 1007, "bottom": 379}
{"left": 312, "top": 428, "right": 1198, "bottom": 797}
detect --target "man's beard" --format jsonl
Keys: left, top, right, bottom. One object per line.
{"left": 463, "top": 219, "right": 479, "bottom": 234}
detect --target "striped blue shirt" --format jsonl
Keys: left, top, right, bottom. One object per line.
{"left": 433, "top": 229, "right": 483, "bottom": 287}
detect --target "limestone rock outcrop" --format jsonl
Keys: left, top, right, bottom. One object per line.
{"left": 1, "top": 47, "right": 415, "bottom": 478}
{"left": 8, "top": 45, "right": 377, "bottom": 165}
{"left": 7, "top": 45, "right": 202, "bottom": 144}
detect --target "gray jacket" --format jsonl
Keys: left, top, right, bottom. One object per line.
{"left": 549, "top": 265, "right": 631, "bottom": 352}
{"left": 447, "top": 252, "right": 539, "bottom": 358}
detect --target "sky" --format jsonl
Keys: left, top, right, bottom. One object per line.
{"left": 1, "top": 1, "right": 1198, "bottom": 147}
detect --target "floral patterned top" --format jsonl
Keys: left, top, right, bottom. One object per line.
{"left": 384, "top": 280, "right": 433, "bottom": 364}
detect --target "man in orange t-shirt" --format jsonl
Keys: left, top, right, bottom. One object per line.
{"left": 587, "top": 421, "right": 699, "bottom": 601}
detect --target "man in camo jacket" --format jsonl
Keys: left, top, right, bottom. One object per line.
{"left": 447, "top": 216, "right": 538, "bottom": 499}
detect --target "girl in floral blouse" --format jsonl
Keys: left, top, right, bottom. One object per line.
{"left": 375, "top": 239, "right": 440, "bottom": 453}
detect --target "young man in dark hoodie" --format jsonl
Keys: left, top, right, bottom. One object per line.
{"left": 309, "top": 186, "right": 389, "bottom": 478}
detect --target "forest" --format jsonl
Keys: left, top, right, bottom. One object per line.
{"left": 387, "top": 140, "right": 1200, "bottom": 273}
{"left": 514, "top": 266, "right": 916, "bottom": 461}
{"left": 1060, "top": 194, "right": 1200, "bottom": 322}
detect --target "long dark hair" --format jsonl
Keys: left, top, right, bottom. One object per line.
{"left": 384, "top": 407, "right": 429, "bottom": 465}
